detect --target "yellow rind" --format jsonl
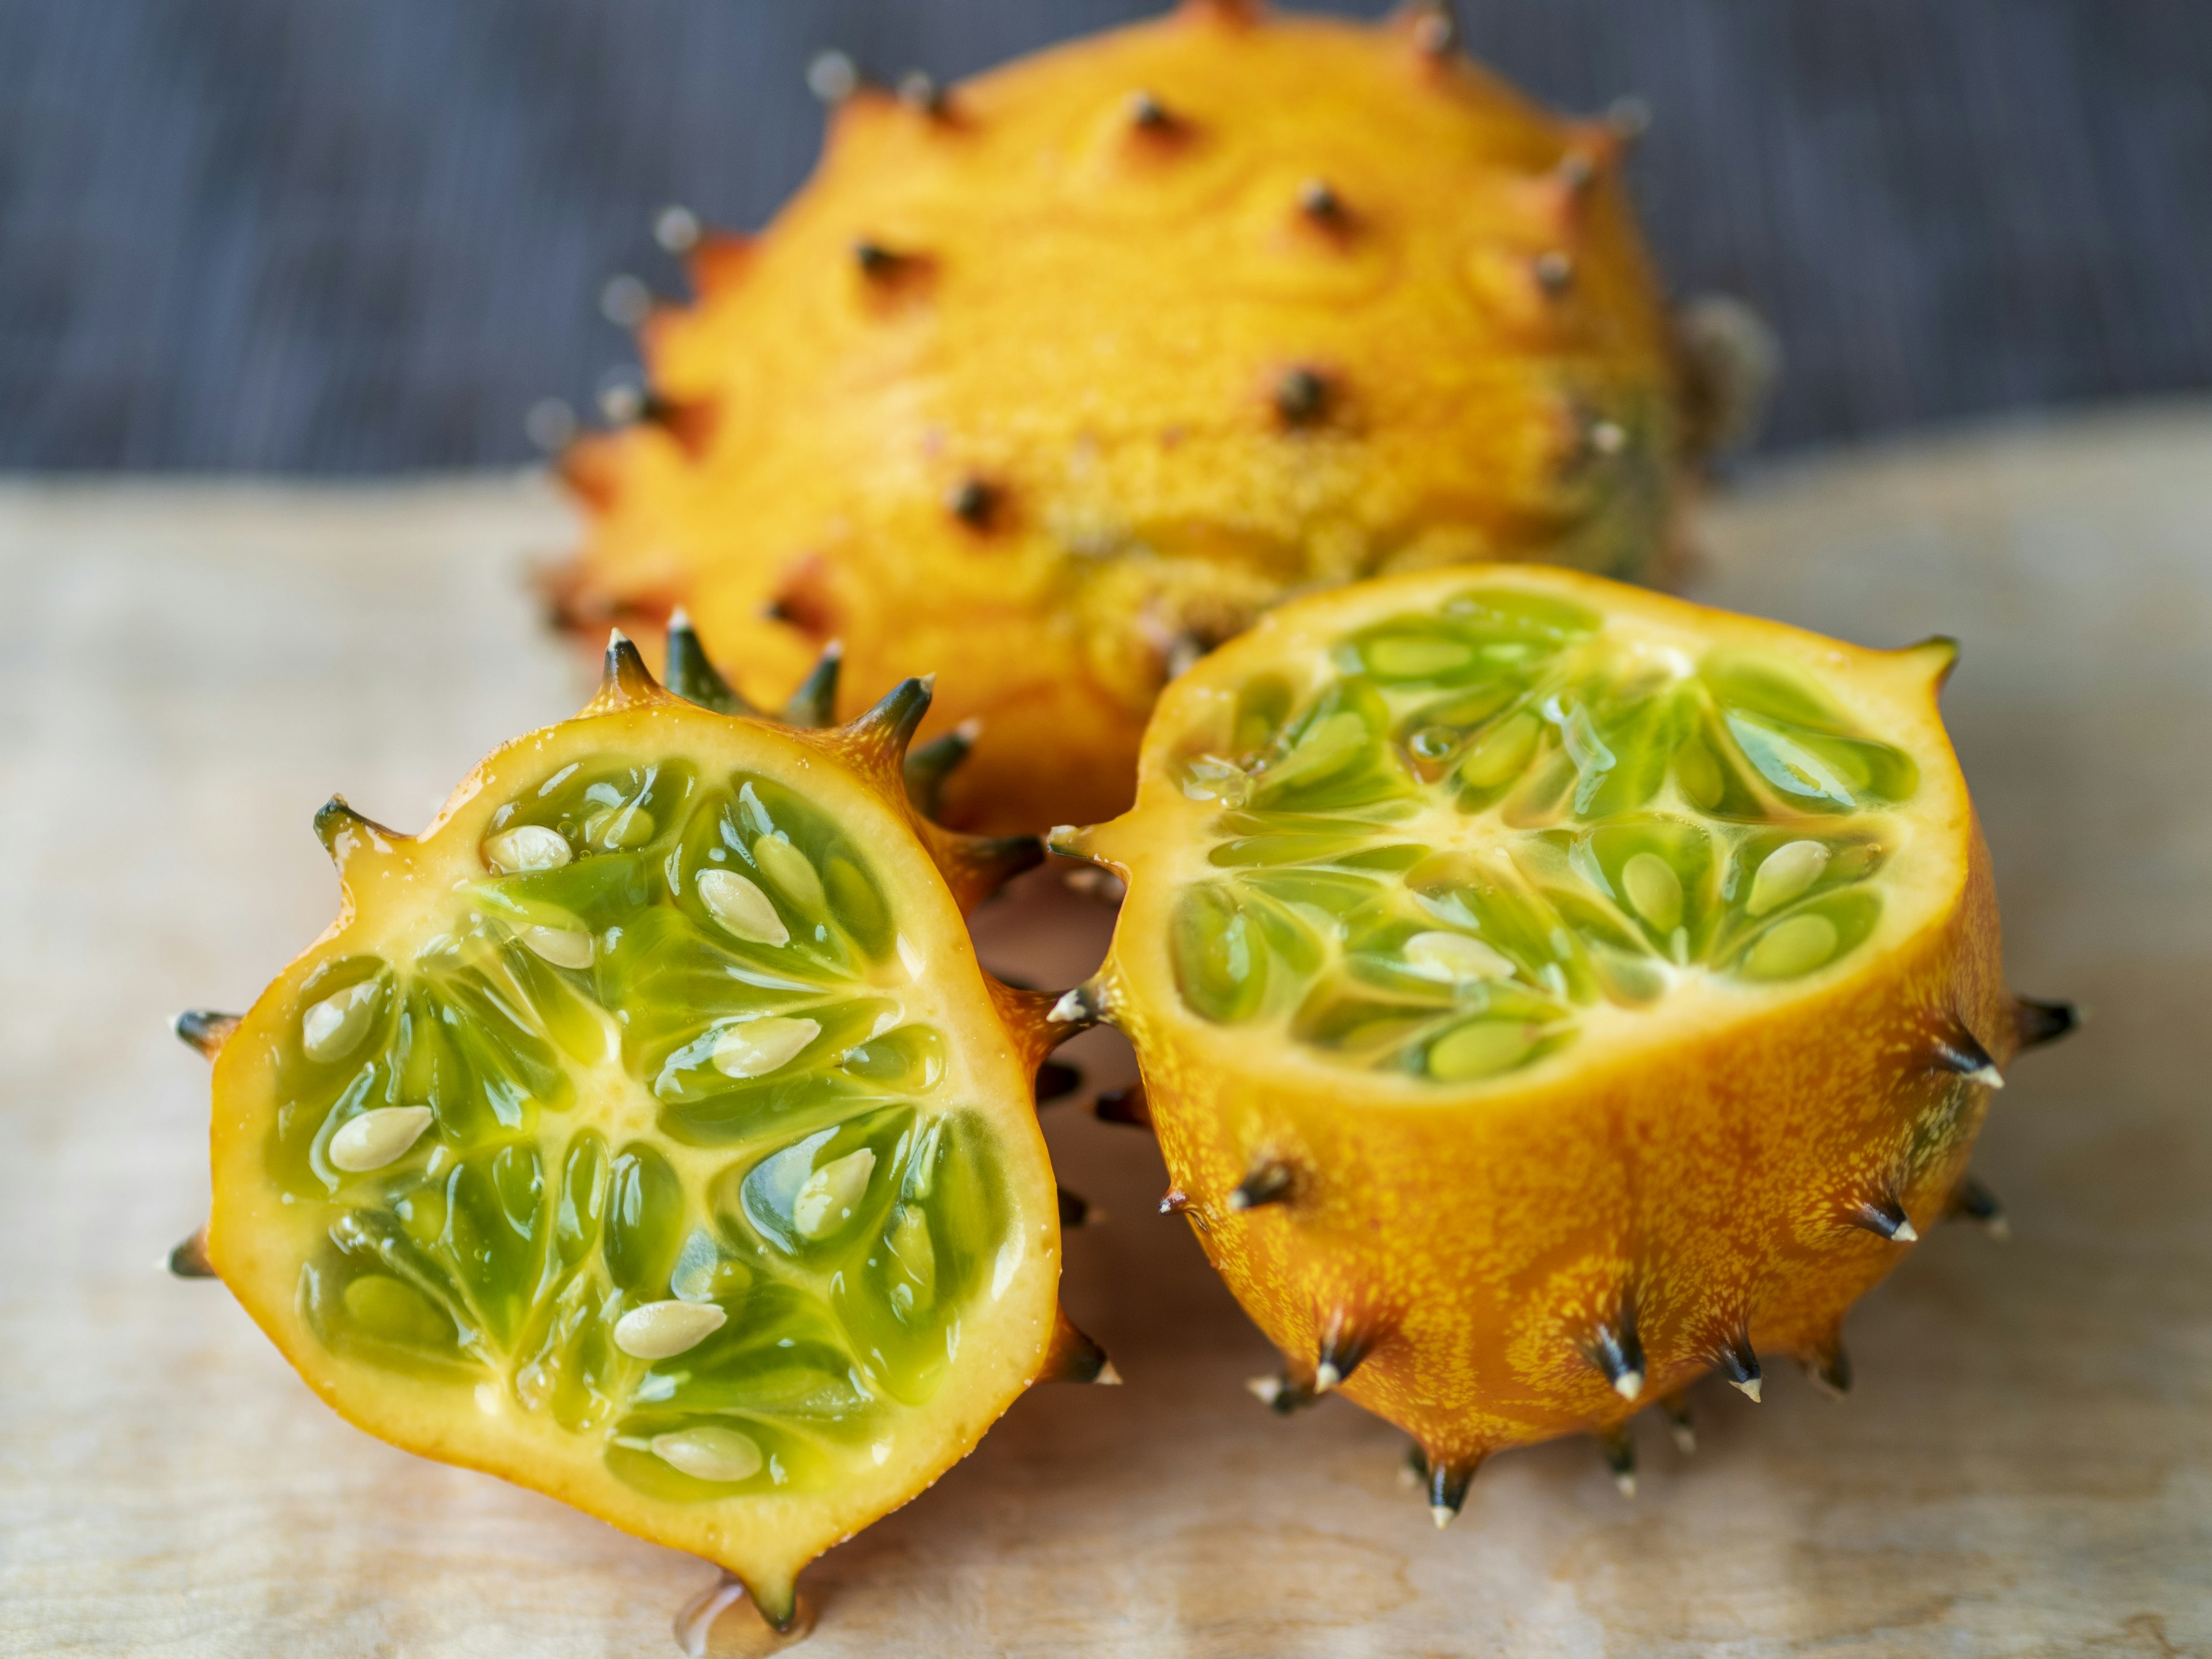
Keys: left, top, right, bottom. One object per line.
{"left": 205, "top": 683, "right": 1065, "bottom": 1622}
{"left": 1080, "top": 565, "right": 2010, "bottom": 1474}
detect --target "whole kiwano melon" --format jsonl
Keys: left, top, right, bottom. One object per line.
{"left": 176, "top": 624, "right": 1111, "bottom": 1629}
{"left": 1048, "top": 565, "right": 2073, "bottom": 1518}
{"left": 551, "top": 0, "right": 1719, "bottom": 836}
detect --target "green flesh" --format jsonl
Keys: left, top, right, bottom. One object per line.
{"left": 1168, "top": 586, "right": 1920, "bottom": 1080}
{"left": 272, "top": 756, "right": 1010, "bottom": 1501}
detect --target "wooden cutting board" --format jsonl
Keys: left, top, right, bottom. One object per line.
{"left": 4, "top": 407, "right": 2207, "bottom": 1656}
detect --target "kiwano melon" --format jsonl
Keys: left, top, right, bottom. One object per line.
{"left": 1048, "top": 565, "right": 2073, "bottom": 1519}
{"left": 172, "top": 621, "right": 1109, "bottom": 1627}
{"left": 551, "top": 0, "right": 1742, "bottom": 838}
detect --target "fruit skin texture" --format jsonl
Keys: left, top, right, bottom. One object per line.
{"left": 553, "top": 0, "right": 1691, "bottom": 837}
{"left": 193, "top": 638, "right": 1087, "bottom": 1627}
{"left": 1063, "top": 566, "right": 2016, "bottom": 1495}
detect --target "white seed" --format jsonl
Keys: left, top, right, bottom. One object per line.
{"left": 792, "top": 1147, "right": 877, "bottom": 1240}
{"left": 520, "top": 925, "right": 594, "bottom": 970}
{"left": 1743, "top": 912, "right": 1839, "bottom": 980}
{"left": 752, "top": 835, "right": 826, "bottom": 913}
{"left": 1403, "top": 931, "right": 1515, "bottom": 983}
{"left": 301, "top": 980, "right": 381, "bottom": 1063}
{"left": 612, "top": 1299, "right": 727, "bottom": 1360}
{"left": 1748, "top": 839, "right": 1830, "bottom": 916}
{"left": 1620, "top": 853, "right": 1684, "bottom": 932}
{"left": 712, "top": 1016, "right": 820, "bottom": 1080}
{"left": 695, "top": 869, "right": 789, "bottom": 946}
{"left": 482, "top": 824, "right": 571, "bottom": 874}
{"left": 328, "top": 1105, "right": 434, "bottom": 1173}
{"left": 650, "top": 1427, "right": 763, "bottom": 1484}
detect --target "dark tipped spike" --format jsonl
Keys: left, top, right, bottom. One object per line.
{"left": 1408, "top": 0, "right": 1459, "bottom": 57}
{"left": 1315, "top": 1310, "right": 1380, "bottom": 1392}
{"left": 806, "top": 50, "right": 859, "bottom": 104}
{"left": 946, "top": 477, "right": 995, "bottom": 528}
{"left": 853, "top": 239, "right": 903, "bottom": 279}
{"left": 1427, "top": 1455, "right": 1478, "bottom": 1528}
{"left": 313, "top": 795, "right": 397, "bottom": 862}
{"left": 1849, "top": 1191, "right": 1920, "bottom": 1244}
{"left": 167, "top": 1228, "right": 216, "bottom": 1279}
{"left": 1127, "top": 89, "right": 1173, "bottom": 130}
{"left": 1945, "top": 1173, "right": 2011, "bottom": 1240}
{"left": 903, "top": 719, "right": 979, "bottom": 816}
{"left": 1226, "top": 1156, "right": 1296, "bottom": 1213}
{"left": 1804, "top": 1334, "right": 1853, "bottom": 1399}
{"left": 1274, "top": 366, "right": 1330, "bottom": 426}
{"left": 172, "top": 1009, "right": 241, "bottom": 1062}
{"left": 1717, "top": 1330, "right": 1763, "bottom": 1402}
{"left": 1297, "top": 178, "right": 1344, "bottom": 222}
{"left": 1057, "top": 1187, "right": 1093, "bottom": 1229}
{"left": 896, "top": 70, "right": 945, "bottom": 115}
{"left": 1093, "top": 1083, "right": 1153, "bottom": 1130}
{"left": 782, "top": 642, "right": 844, "bottom": 728}
{"left": 855, "top": 671, "right": 931, "bottom": 753}
{"left": 1039, "top": 1310, "right": 1119, "bottom": 1385}
{"left": 1245, "top": 1372, "right": 1317, "bottom": 1415}
{"left": 2013, "top": 995, "right": 2079, "bottom": 1050}
{"left": 1930, "top": 1017, "right": 2005, "bottom": 1088}
{"left": 597, "top": 627, "right": 660, "bottom": 706}
{"left": 1555, "top": 149, "right": 1597, "bottom": 192}
{"left": 1584, "top": 1310, "right": 1646, "bottom": 1402}
{"left": 1047, "top": 979, "right": 1109, "bottom": 1030}
{"left": 1158, "top": 1187, "right": 1191, "bottom": 1216}
{"left": 1034, "top": 1060, "right": 1082, "bottom": 1104}
{"left": 1662, "top": 1393, "right": 1696, "bottom": 1455}
{"left": 661, "top": 608, "right": 749, "bottom": 715}
{"left": 1597, "top": 1425, "right": 1637, "bottom": 1497}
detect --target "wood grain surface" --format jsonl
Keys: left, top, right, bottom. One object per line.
{"left": 3, "top": 406, "right": 2208, "bottom": 1656}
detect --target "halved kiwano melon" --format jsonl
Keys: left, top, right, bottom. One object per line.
{"left": 1052, "top": 566, "right": 2073, "bottom": 1521}
{"left": 178, "top": 625, "right": 1103, "bottom": 1628}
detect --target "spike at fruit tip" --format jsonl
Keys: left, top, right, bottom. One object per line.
{"left": 167, "top": 1228, "right": 216, "bottom": 1278}
{"left": 172, "top": 1009, "right": 241, "bottom": 1061}
{"left": 1047, "top": 980, "right": 1108, "bottom": 1027}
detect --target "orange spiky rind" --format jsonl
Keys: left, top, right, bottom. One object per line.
{"left": 558, "top": 5, "right": 1692, "bottom": 835}
{"left": 193, "top": 631, "right": 1072, "bottom": 1619}
{"left": 1073, "top": 563, "right": 2035, "bottom": 1497}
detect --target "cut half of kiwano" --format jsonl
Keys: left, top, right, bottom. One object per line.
{"left": 177, "top": 626, "right": 1104, "bottom": 1627}
{"left": 1050, "top": 564, "right": 2074, "bottom": 1519}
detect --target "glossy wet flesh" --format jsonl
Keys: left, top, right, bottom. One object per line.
{"left": 1169, "top": 586, "right": 1921, "bottom": 1081}
{"left": 274, "top": 758, "right": 1010, "bottom": 1501}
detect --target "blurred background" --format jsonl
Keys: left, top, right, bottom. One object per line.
{"left": 4, "top": 0, "right": 2210, "bottom": 472}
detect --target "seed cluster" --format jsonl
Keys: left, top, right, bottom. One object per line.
{"left": 272, "top": 756, "right": 1009, "bottom": 1501}
{"left": 1168, "top": 586, "right": 1921, "bottom": 1081}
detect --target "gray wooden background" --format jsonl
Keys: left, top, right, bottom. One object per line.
{"left": 3, "top": 0, "right": 2208, "bottom": 472}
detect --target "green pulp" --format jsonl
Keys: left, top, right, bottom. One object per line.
{"left": 1170, "top": 587, "right": 1919, "bottom": 1081}
{"left": 277, "top": 757, "right": 1009, "bottom": 1500}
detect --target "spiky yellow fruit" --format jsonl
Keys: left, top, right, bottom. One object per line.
{"left": 1050, "top": 565, "right": 2071, "bottom": 1517}
{"left": 174, "top": 623, "right": 1107, "bottom": 1627}
{"left": 553, "top": 0, "right": 1710, "bottom": 836}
